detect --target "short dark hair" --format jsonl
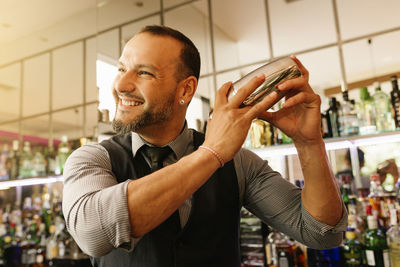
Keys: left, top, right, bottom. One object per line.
{"left": 138, "top": 25, "right": 201, "bottom": 82}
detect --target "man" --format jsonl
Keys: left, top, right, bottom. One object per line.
{"left": 62, "top": 25, "right": 347, "bottom": 267}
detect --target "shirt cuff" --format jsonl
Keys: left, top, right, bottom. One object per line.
{"left": 97, "top": 180, "right": 133, "bottom": 249}
{"left": 301, "top": 201, "right": 348, "bottom": 235}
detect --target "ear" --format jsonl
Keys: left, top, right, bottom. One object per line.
{"left": 177, "top": 76, "right": 197, "bottom": 105}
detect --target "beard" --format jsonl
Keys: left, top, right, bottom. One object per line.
{"left": 112, "top": 96, "right": 175, "bottom": 135}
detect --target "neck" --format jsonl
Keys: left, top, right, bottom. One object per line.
{"left": 138, "top": 119, "right": 186, "bottom": 146}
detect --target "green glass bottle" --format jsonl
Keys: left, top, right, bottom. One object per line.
{"left": 364, "top": 215, "right": 390, "bottom": 267}
{"left": 386, "top": 209, "right": 400, "bottom": 267}
{"left": 57, "top": 135, "right": 71, "bottom": 175}
{"left": 343, "top": 228, "right": 365, "bottom": 266}
{"left": 19, "top": 141, "right": 33, "bottom": 178}
{"left": 357, "top": 87, "right": 376, "bottom": 135}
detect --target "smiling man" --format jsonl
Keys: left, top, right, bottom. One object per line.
{"left": 62, "top": 25, "right": 347, "bottom": 267}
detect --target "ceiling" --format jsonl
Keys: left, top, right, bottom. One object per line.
{"left": 0, "top": 0, "right": 96, "bottom": 45}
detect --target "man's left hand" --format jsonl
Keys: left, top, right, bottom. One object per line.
{"left": 258, "top": 55, "right": 322, "bottom": 146}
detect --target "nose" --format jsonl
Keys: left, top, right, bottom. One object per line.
{"left": 115, "top": 70, "right": 136, "bottom": 94}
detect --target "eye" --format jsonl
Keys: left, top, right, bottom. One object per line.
{"left": 118, "top": 67, "right": 126, "bottom": 73}
{"left": 138, "top": 70, "right": 153, "bottom": 76}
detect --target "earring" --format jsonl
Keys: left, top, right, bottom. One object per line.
{"left": 179, "top": 99, "right": 185, "bottom": 105}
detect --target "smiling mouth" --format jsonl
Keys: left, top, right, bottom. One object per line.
{"left": 119, "top": 97, "right": 144, "bottom": 107}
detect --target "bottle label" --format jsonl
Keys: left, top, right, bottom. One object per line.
{"left": 36, "top": 254, "right": 44, "bottom": 263}
{"left": 366, "top": 250, "right": 375, "bottom": 265}
{"left": 279, "top": 257, "right": 289, "bottom": 267}
{"left": 383, "top": 249, "right": 390, "bottom": 267}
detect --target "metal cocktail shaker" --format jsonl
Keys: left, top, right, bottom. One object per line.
{"left": 227, "top": 56, "right": 301, "bottom": 107}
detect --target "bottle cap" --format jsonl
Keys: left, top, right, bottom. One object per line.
{"left": 360, "top": 87, "right": 370, "bottom": 100}
{"left": 373, "top": 81, "right": 381, "bottom": 91}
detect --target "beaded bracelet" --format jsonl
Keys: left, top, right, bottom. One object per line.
{"left": 199, "top": 145, "right": 224, "bottom": 168}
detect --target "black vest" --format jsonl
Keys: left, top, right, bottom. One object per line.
{"left": 92, "top": 131, "right": 241, "bottom": 267}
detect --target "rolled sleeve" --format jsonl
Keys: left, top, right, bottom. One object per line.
{"left": 235, "top": 148, "right": 346, "bottom": 249}
{"left": 62, "top": 144, "right": 134, "bottom": 257}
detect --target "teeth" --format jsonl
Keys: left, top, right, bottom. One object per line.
{"left": 121, "top": 99, "right": 142, "bottom": 106}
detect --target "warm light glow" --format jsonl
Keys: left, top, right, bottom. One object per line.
{"left": 0, "top": 176, "right": 63, "bottom": 190}
{"left": 251, "top": 132, "right": 400, "bottom": 158}
{"left": 353, "top": 133, "right": 400, "bottom": 147}
{"left": 97, "top": 58, "right": 118, "bottom": 122}
{"left": 251, "top": 144, "right": 297, "bottom": 158}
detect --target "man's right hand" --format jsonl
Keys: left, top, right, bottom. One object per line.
{"left": 202, "top": 73, "right": 280, "bottom": 163}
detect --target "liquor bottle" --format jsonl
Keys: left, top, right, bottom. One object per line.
{"left": 357, "top": 87, "right": 376, "bottom": 135}
{"left": 45, "top": 225, "right": 58, "bottom": 261}
{"left": 266, "top": 230, "right": 295, "bottom": 267}
{"left": 390, "top": 75, "right": 400, "bottom": 129}
{"left": 307, "top": 247, "right": 343, "bottom": 267}
{"left": 321, "top": 113, "right": 330, "bottom": 138}
{"left": 0, "top": 144, "right": 10, "bottom": 180}
{"left": 31, "top": 147, "right": 46, "bottom": 177}
{"left": 342, "top": 228, "right": 365, "bottom": 266}
{"left": 292, "top": 240, "right": 306, "bottom": 267}
{"left": 265, "top": 229, "right": 278, "bottom": 266}
{"left": 342, "top": 182, "right": 351, "bottom": 208}
{"left": 326, "top": 97, "right": 340, "bottom": 138}
{"left": 41, "top": 188, "right": 53, "bottom": 236}
{"left": 36, "top": 233, "right": 46, "bottom": 267}
{"left": 57, "top": 136, "right": 71, "bottom": 174}
{"left": 9, "top": 140, "right": 20, "bottom": 179}
{"left": 372, "top": 82, "right": 395, "bottom": 132}
{"left": 44, "top": 146, "right": 57, "bottom": 176}
{"left": 339, "top": 90, "right": 359, "bottom": 136}
{"left": 364, "top": 215, "right": 390, "bottom": 267}
{"left": 386, "top": 209, "right": 400, "bottom": 267}
{"left": 19, "top": 141, "right": 33, "bottom": 178}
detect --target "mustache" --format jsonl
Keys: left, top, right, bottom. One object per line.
{"left": 115, "top": 91, "right": 145, "bottom": 102}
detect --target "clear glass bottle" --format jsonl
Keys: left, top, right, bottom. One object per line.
{"left": 0, "top": 144, "right": 10, "bottom": 180}
{"left": 46, "top": 225, "right": 58, "bottom": 261}
{"left": 339, "top": 90, "right": 359, "bottom": 136}
{"left": 386, "top": 209, "right": 400, "bottom": 267}
{"left": 57, "top": 136, "right": 71, "bottom": 175}
{"left": 45, "top": 145, "right": 57, "bottom": 176}
{"left": 31, "top": 147, "right": 46, "bottom": 177}
{"left": 363, "top": 215, "right": 390, "bottom": 267}
{"left": 390, "top": 75, "right": 400, "bottom": 129}
{"left": 372, "top": 82, "right": 395, "bottom": 132}
{"left": 19, "top": 141, "right": 33, "bottom": 178}
{"left": 357, "top": 87, "right": 376, "bottom": 135}
{"left": 9, "top": 140, "right": 20, "bottom": 179}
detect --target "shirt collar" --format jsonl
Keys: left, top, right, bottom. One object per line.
{"left": 130, "top": 122, "right": 192, "bottom": 160}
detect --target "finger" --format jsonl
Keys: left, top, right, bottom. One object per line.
{"left": 228, "top": 74, "right": 266, "bottom": 108}
{"left": 277, "top": 75, "right": 308, "bottom": 93}
{"left": 290, "top": 55, "right": 309, "bottom": 80}
{"left": 257, "top": 110, "right": 274, "bottom": 124}
{"left": 244, "top": 90, "right": 280, "bottom": 120}
{"left": 214, "top": 81, "right": 233, "bottom": 107}
{"left": 282, "top": 91, "right": 320, "bottom": 108}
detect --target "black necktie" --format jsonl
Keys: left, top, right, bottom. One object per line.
{"left": 143, "top": 146, "right": 172, "bottom": 172}
{"left": 142, "top": 145, "right": 181, "bottom": 232}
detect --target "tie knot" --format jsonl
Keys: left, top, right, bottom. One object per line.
{"left": 143, "top": 146, "right": 171, "bottom": 171}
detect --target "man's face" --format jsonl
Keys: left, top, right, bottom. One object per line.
{"left": 112, "top": 33, "right": 182, "bottom": 134}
